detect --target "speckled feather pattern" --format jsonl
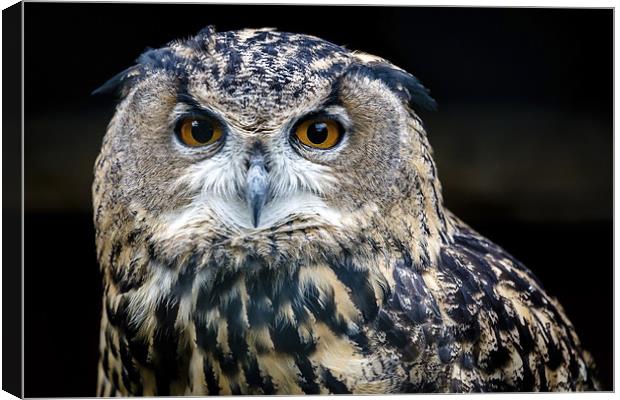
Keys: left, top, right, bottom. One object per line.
{"left": 93, "top": 28, "right": 598, "bottom": 395}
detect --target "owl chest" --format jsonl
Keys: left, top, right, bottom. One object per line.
{"left": 102, "top": 264, "right": 413, "bottom": 395}
{"left": 176, "top": 321, "right": 408, "bottom": 395}
{"left": 166, "top": 284, "right": 409, "bottom": 395}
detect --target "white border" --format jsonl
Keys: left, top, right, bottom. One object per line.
{"left": 0, "top": 1, "right": 615, "bottom": 399}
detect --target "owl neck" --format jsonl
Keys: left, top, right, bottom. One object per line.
{"left": 375, "top": 116, "right": 455, "bottom": 270}
{"left": 378, "top": 170, "right": 453, "bottom": 271}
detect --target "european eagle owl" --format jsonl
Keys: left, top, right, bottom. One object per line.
{"left": 93, "top": 27, "right": 598, "bottom": 395}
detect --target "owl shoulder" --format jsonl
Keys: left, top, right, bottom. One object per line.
{"left": 383, "top": 214, "right": 598, "bottom": 391}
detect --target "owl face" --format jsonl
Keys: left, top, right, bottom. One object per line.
{"left": 95, "top": 28, "right": 436, "bottom": 261}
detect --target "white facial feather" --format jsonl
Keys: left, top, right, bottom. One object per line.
{"left": 164, "top": 134, "right": 343, "bottom": 236}
{"left": 211, "top": 192, "right": 343, "bottom": 230}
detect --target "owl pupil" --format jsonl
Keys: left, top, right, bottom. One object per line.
{"left": 191, "top": 120, "right": 214, "bottom": 143}
{"left": 307, "top": 122, "right": 328, "bottom": 144}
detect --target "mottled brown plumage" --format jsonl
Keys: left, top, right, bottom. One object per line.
{"left": 93, "top": 27, "right": 598, "bottom": 395}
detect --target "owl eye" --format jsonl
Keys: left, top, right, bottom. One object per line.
{"left": 294, "top": 118, "right": 343, "bottom": 149}
{"left": 176, "top": 117, "right": 223, "bottom": 147}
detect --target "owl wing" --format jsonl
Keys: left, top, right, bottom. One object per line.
{"left": 380, "top": 213, "right": 599, "bottom": 392}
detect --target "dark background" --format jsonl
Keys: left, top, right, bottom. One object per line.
{"left": 24, "top": 3, "right": 612, "bottom": 396}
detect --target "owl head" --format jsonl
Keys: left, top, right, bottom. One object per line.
{"left": 93, "top": 27, "right": 444, "bottom": 269}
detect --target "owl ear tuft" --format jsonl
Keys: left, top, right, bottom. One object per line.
{"left": 93, "top": 47, "right": 184, "bottom": 97}
{"left": 92, "top": 65, "right": 143, "bottom": 97}
{"left": 346, "top": 63, "right": 437, "bottom": 112}
{"left": 371, "top": 64, "right": 437, "bottom": 111}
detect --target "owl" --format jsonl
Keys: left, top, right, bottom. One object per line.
{"left": 92, "top": 27, "right": 599, "bottom": 395}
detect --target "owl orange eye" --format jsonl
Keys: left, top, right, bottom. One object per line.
{"left": 177, "top": 117, "right": 223, "bottom": 147}
{"left": 294, "top": 118, "right": 343, "bottom": 149}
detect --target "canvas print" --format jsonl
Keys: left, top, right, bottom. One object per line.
{"left": 17, "top": 3, "right": 612, "bottom": 397}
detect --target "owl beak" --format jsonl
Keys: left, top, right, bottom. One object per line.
{"left": 246, "top": 150, "right": 269, "bottom": 228}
